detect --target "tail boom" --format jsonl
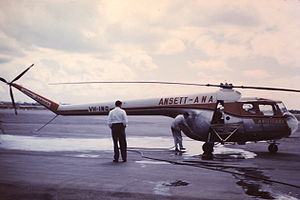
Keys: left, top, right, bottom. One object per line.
{"left": 12, "top": 83, "right": 60, "bottom": 114}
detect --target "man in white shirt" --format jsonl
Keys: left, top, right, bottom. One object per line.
{"left": 171, "top": 112, "right": 191, "bottom": 152}
{"left": 108, "top": 100, "right": 128, "bottom": 162}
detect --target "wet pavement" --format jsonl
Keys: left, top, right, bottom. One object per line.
{"left": 0, "top": 109, "right": 299, "bottom": 200}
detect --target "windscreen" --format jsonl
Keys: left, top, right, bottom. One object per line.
{"left": 277, "top": 102, "right": 288, "bottom": 113}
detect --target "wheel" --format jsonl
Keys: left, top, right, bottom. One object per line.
{"left": 268, "top": 143, "right": 278, "bottom": 153}
{"left": 202, "top": 143, "right": 214, "bottom": 160}
{"left": 202, "top": 143, "right": 214, "bottom": 154}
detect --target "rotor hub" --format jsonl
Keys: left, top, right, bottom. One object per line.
{"left": 220, "top": 83, "right": 233, "bottom": 89}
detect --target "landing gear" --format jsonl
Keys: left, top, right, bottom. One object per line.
{"left": 202, "top": 142, "right": 214, "bottom": 153}
{"left": 268, "top": 143, "right": 278, "bottom": 153}
{"left": 202, "top": 142, "right": 214, "bottom": 160}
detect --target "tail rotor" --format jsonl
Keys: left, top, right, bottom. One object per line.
{"left": 0, "top": 64, "right": 34, "bottom": 115}
{"left": 11, "top": 64, "right": 34, "bottom": 83}
{"left": 9, "top": 85, "right": 17, "bottom": 115}
{"left": 0, "top": 77, "right": 8, "bottom": 84}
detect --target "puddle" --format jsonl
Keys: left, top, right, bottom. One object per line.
{"left": 233, "top": 168, "right": 295, "bottom": 200}
{"left": 235, "top": 173, "right": 299, "bottom": 200}
{"left": 163, "top": 180, "right": 189, "bottom": 187}
{"left": 0, "top": 135, "right": 256, "bottom": 160}
{"left": 184, "top": 140, "right": 256, "bottom": 159}
{"left": 69, "top": 154, "right": 101, "bottom": 158}
{"left": 212, "top": 151, "right": 255, "bottom": 161}
{"left": 151, "top": 181, "right": 171, "bottom": 196}
{"left": 135, "top": 160, "right": 169, "bottom": 165}
{"left": 236, "top": 179, "right": 274, "bottom": 199}
{"left": 0, "top": 135, "right": 171, "bottom": 152}
{"left": 274, "top": 194, "right": 299, "bottom": 200}
{"left": 150, "top": 180, "right": 189, "bottom": 196}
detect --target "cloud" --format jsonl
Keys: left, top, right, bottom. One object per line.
{"left": 209, "top": 6, "right": 260, "bottom": 27}
{"left": 242, "top": 69, "right": 270, "bottom": 79}
{"left": 128, "top": 50, "right": 157, "bottom": 70}
{"left": 193, "top": 35, "right": 250, "bottom": 60}
{"left": 0, "top": 32, "right": 25, "bottom": 58}
{"left": 0, "top": 57, "right": 11, "bottom": 64}
{"left": 251, "top": 31, "right": 300, "bottom": 67}
{"left": 0, "top": 1, "right": 107, "bottom": 53}
{"left": 0, "top": 0, "right": 300, "bottom": 108}
{"left": 156, "top": 38, "right": 186, "bottom": 55}
{"left": 112, "top": 46, "right": 158, "bottom": 71}
{"left": 188, "top": 60, "right": 231, "bottom": 72}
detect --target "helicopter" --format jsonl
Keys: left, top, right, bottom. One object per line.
{"left": 1, "top": 64, "right": 299, "bottom": 157}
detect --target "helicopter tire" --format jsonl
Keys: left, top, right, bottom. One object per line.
{"left": 202, "top": 153, "right": 214, "bottom": 160}
{"left": 202, "top": 142, "right": 214, "bottom": 154}
{"left": 268, "top": 143, "right": 278, "bottom": 153}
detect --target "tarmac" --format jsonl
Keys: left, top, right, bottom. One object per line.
{"left": 0, "top": 109, "right": 299, "bottom": 200}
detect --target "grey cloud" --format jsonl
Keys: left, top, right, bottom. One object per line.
{"left": 209, "top": 9, "right": 260, "bottom": 27}
{"left": 40, "top": 59, "right": 60, "bottom": 71}
{"left": 0, "top": 37, "right": 26, "bottom": 58}
{"left": 228, "top": 56, "right": 300, "bottom": 78}
{"left": 105, "top": 24, "right": 165, "bottom": 51}
{"left": 0, "top": 1, "right": 108, "bottom": 53}
{"left": 0, "top": 57, "right": 11, "bottom": 64}
{"left": 181, "top": 3, "right": 261, "bottom": 28}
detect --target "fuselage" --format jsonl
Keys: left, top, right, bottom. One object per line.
{"left": 12, "top": 83, "right": 298, "bottom": 143}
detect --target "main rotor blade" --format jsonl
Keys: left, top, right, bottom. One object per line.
{"left": 11, "top": 64, "right": 34, "bottom": 83}
{"left": 232, "top": 85, "right": 300, "bottom": 93}
{"left": 9, "top": 86, "right": 17, "bottom": 115}
{"left": 0, "top": 77, "right": 8, "bottom": 84}
{"left": 50, "top": 81, "right": 300, "bottom": 93}
{"left": 50, "top": 81, "right": 221, "bottom": 87}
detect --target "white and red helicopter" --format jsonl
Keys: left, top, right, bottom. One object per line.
{"left": 1, "top": 64, "right": 299, "bottom": 156}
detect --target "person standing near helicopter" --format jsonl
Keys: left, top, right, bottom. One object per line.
{"left": 108, "top": 100, "right": 128, "bottom": 162}
{"left": 171, "top": 112, "right": 191, "bottom": 152}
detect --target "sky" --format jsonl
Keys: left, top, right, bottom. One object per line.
{"left": 0, "top": 0, "right": 300, "bottom": 109}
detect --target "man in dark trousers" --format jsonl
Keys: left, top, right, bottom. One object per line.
{"left": 108, "top": 100, "right": 128, "bottom": 162}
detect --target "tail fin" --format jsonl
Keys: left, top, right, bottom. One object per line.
{"left": 0, "top": 64, "right": 60, "bottom": 114}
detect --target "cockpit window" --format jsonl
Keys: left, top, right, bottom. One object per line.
{"left": 258, "top": 104, "right": 274, "bottom": 116}
{"left": 277, "top": 103, "right": 288, "bottom": 113}
{"left": 242, "top": 103, "right": 256, "bottom": 114}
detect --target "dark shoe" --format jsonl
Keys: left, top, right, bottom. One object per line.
{"left": 180, "top": 147, "right": 186, "bottom": 150}
{"left": 122, "top": 160, "right": 127, "bottom": 162}
{"left": 113, "top": 160, "right": 118, "bottom": 163}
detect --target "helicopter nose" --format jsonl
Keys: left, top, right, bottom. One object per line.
{"left": 284, "top": 112, "right": 299, "bottom": 135}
